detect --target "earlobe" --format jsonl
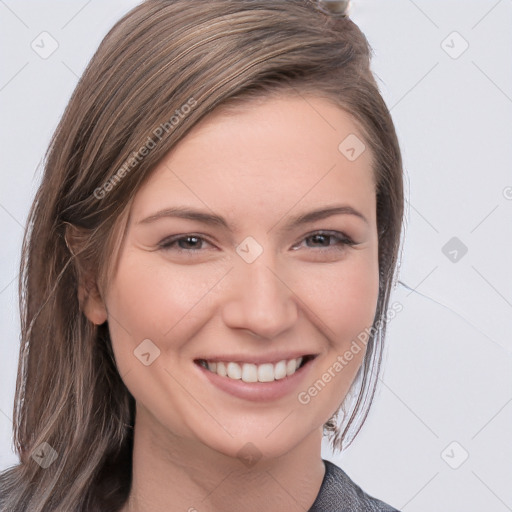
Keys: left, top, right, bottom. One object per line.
{"left": 64, "top": 223, "right": 108, "bottom": 325}
{"left": 80, "top": 283, "right": 108, "bottom": 325}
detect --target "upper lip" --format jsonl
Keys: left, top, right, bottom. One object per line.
{"left": 194, "top": 352, "right": 317, "bottom": 365}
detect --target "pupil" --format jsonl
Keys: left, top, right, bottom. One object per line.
{"left": 183, "top": 236, "right": 199, "bottom": 248}
{"left": 312, "top": 234, "right": 328, "bottom": 246}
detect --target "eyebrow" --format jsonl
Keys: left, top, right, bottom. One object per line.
{"left": 137, "top": 204, "right": 369, "bottom": 231}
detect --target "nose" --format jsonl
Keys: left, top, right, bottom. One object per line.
{"left": 221, "top": 253, "right": 298, "bottom": 340}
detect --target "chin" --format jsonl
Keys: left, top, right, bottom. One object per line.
{"left": 188, "top": 416, "right": 322, "bottom": 467}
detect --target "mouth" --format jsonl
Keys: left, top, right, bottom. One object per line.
{"left": 194, "top": 354, "right": 316, "bottom": 383}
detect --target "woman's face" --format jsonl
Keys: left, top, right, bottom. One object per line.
{"left": 98, "top": 94, "right": 379, "bottom": 460}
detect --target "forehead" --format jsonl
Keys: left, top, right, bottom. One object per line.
{"left": 129, "top": 94, "right": 375, "bottom": 226}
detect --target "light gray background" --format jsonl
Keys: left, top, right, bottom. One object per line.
{"left": 1, "top": 1, "right": 511, "bottom": 510}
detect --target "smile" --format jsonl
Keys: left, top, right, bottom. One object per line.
{"left": 194, "top": 355, "right": 315, "bottom": 383}
{"left": 194, "top": 353, "right": 317, "bottom": 402}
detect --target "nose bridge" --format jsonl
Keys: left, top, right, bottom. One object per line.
{"left": 221, "top": 247, "right": 298, "bottom": 339}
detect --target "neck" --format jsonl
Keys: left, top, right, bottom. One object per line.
{"left": 121, "top": 407, "right": 326, "bottom": 512}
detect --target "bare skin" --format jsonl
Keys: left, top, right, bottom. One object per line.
{"left": 84, "top": 93, "right": 379, "bottom": 512}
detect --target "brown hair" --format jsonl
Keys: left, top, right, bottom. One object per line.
{"left": 0, "top": 1, "right": 403, "bottom": 510}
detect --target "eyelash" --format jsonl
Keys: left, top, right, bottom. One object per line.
{"left": 157, "top": 231, "right": 358, "bottom": 254}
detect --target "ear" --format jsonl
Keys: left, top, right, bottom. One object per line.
{"left": 79, "top": 278, "right": 108, "bottom": 326}
{"left": 64, "top": 223, "right": 108, "bottom": 326}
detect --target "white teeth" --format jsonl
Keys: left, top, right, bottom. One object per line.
{"left": 226, "top": 362, "right": 242, "bottom": 380}
{"left": 286, "top": 359, "right": 297, "bottom": 375}
{"left": 258, "top": 363, "right": 275, "bottom": 382}
{"left": 200, "top": 356, "right": 307, "bottom": 382}
{"left": 274, "top": 360, "right": 287, "bottom": 380}
{"left": 241, "top": 363, "right": 258, "bottom": 383}
{"left": 216, "top": 361, "right": 227, "bottom": 377}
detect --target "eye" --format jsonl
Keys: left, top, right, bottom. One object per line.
{"left": 293, "top": 230, "right": 358, "bottom": 251}
{"left": 158, "top": 234, "right": 214, "bottom": 253}
{"left": 157, "top": 230, "right": 358, "bottom": 256}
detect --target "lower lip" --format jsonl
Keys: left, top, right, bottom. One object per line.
{"left": 194, "top": 358, "right": 316, "bottom": 402}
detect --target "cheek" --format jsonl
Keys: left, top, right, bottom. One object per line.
{"left": 291, "top": 252, "right": 380, "bottom": 428}
{"left": 104, "top": 252, "right": 228, "bottom": 366}
{"left": 102, "top": 253, "right": 234, "bottom": 438}
{"left": 298, "top": 251, "right": 380, "bottom": 345}
{"left": 301, "top": 251, "right": 379, "bottom": 373}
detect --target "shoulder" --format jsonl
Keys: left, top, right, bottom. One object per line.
{"left": 308, "top": 459, "right": 401, "bottom": 512}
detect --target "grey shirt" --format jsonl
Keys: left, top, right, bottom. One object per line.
{"left": 308, "top": 460, "right": 401, "bottom": 511}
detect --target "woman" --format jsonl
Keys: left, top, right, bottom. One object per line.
{"left": 0, "top": 0, "right": 403, "bottom": 510}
